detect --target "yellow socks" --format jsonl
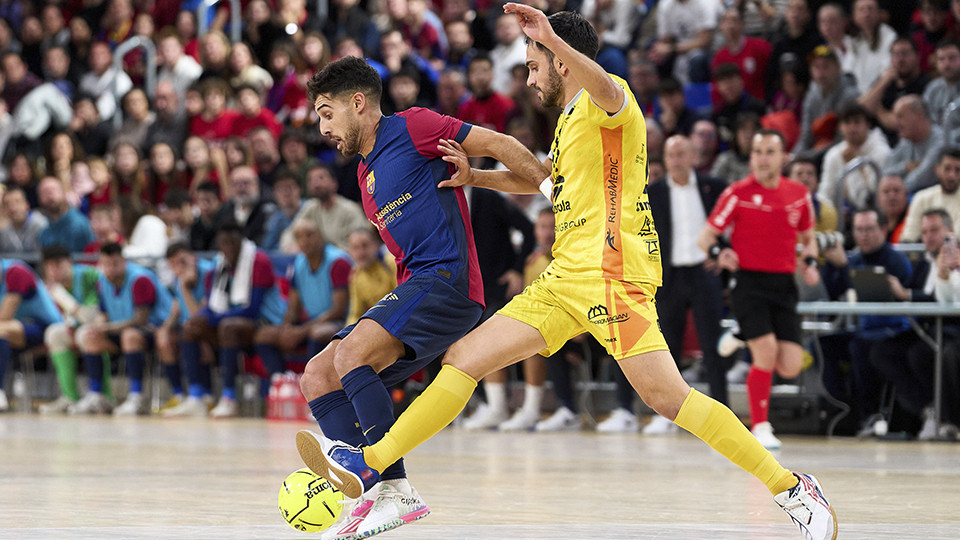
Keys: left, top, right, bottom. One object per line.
{"left": 674, "top": 389, "right": 798, "bottom": 495}
{"left": 363, "top": 364, "right": 478, "bottom": 473}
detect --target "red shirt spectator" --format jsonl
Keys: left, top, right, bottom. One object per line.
{"left": 711, "top": 8, "right": 771, "bottom": 101}
{"left": 457, "top": 92, "right": 515, "bottom": 133}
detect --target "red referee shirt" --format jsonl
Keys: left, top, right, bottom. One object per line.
{"left": 707, "top": 174, "right": 814, "bottom": 274}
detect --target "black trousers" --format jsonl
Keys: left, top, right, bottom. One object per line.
{"left": 657, "top": 264, "right": 728, "bottom": 405}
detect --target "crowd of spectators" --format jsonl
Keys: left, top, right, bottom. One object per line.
{"left": 0, "top": 0, "right": 960, "bottom": 440}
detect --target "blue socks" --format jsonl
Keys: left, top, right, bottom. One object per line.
{"left": 83, "top": 354, "right": 103, "bottom": 392}
{"left": 163, "top": 363, "right": 183, "bottom": 395}
{"left": 220, "top": 346, "right": 239, "bottom": 400}
{"left": 181, "top": 341, "right": 206, "bottom": 398}
{"left": 124, "top": 352, "right": 145, "bottom": 394}
{"left": 256, "top": 344, "right": 284, "bottom": 375}
{"left": 308, "top": 390, "right": 366, "bottom": 447}
{"left": 341, "top": 365, "right": 405, "bottom": 481}
{"left": 0, "top": 339, "right": 9, "bottom": 388}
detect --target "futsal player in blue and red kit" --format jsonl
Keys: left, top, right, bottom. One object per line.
{"left": 0, "top": 259, "right": 63, "bottom": 411}
{"left": 294, "top": 56, "right": 549, "bottom": 539}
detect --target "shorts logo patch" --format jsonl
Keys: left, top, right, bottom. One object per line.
{"left": 587, "top": 304, "right": 630, "bottom": 325}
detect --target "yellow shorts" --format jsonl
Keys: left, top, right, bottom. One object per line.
{"left": 498, "top": 270, "right": 668, "bottom": 360}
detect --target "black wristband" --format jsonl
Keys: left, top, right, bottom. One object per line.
{"left": 803, "top": 256, "right": 818, "bottom": 268}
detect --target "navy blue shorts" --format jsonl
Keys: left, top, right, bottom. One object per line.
{"left": 334, "top": 274, "right": 483, "bottom": 387}
{"left": 20, "top": 323, "right": 46, "bottom": 348}
{"left": 105, "top": 326, "right": 157, "bottom": 350}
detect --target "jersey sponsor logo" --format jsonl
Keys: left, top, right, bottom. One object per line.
{"left": 552, "top": 175, "right": 565, "bottom": 201}
{"left": 553, "top": 200, "right": 571, "bottom": 213}
{"left": 587, "top": 304, "right": 630, "bottom": 325}
{"left": 374, "top": 192, "right": 413, "bottom": 228}
{"left": 638, "top": 215, "right": 655, "bottom": 237}
{"left": 646, "top": 240, "right": 659, "bottom": 254}
{"left": 366, "top": 171, "right": 376, "bottom": 194}
{"left": 605, "top": 228, "right": 618, "bottom": 252}
{"left": 556, "top": 218, "right": 586, "bottom": 232}
{"left": 606, "top": 156, "right": 620, "bottom": 224}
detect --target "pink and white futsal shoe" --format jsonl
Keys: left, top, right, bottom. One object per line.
{"left": 354, "top": 482, "right": 430, "bottom": 538}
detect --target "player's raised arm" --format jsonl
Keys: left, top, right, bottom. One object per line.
{"left": 438, "top": 126, "right": 550, "bottom": 194}
{"left": 504, "top": 2, "right": 623, "bottom": 114}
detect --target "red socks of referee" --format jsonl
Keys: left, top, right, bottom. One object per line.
{"left": 746, "top": 366, "right": 773, "bottom": 426}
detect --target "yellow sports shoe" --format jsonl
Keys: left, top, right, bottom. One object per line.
{"left": 159, "top": 395, "right": 183, "bottom": 412}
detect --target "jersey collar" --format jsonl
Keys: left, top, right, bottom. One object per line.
{"left": 563, "top": 88, "right": 584, "bottom": 115}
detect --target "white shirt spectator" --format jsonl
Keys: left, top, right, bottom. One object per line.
{"left": 158, "top": 54, "right": 202, "bottom": 99}
{"left": 842, "top": 23, "right": 897, "bottom": 94}
{"left": 667, "top": 174, "right": 707, "bottom": 266}
{"left": 78, "top": 66, "right": 133, "bottom": 121}
{"left": 900, "top": 184, "right": 960, "bottom": 242}
{"left": 657, "top": 0, "right": 719, "bottom": 84}
{"left": 819, "top": 128, "right": 891, "bottom": 213}
{"left": 490, "top": 36, "right": 527, "bottom": 95}
{"left": 581, "top": 0, "right": 640, "bottom": 50}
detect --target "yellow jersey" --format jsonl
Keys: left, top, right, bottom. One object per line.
{"left": 547, "top": 74, "right": 661, "bottom": 286}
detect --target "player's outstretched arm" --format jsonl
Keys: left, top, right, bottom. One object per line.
{"left": 504, "top": 2, "right": 623, "bottom": 114}
{"left": 438, "top": 127, "right": 550, "bottom": 194}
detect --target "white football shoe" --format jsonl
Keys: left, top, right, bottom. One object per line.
{"left": 534, "top": 406, "right": 581, "bottom": 432}
{"left": 461, "top": 403, "right": 508, "bottom": 430}
{"left": 751, "top": 421, "right": 782, "bottom": 450}
{"left": 319, "top": 487, "right": 380, "bottom": 540}
{"left": 39, "top": 395, "right": 76, "bottom": 415}
{"left": 596, "top": 407, "right": 639, "bottom": 433}
{"left": 209, "top": 396, "right": 238, "bottom": 418}
{"left": 774, "top": 473, "right": 838, "bottom": 540}
{"left": 162, "top": 396, "right": 211, "bottom": 418}
{"left": 113, "top": 393, "right": 147, "bottom": 416}
{"left": 498, "top": 408, "right": 540, "bottom": 431}
{"left": 68, "top": 392, "right": 114, "bottom": 415}
{"left": 354, "top": 480, "right": 430, "bottom": 538}
{"left": 642, "top": 414, "right": 679, "bottom": 435}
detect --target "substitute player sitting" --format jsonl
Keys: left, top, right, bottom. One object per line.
{"left": 254, "top": 219, "right": 352, "bottom": 369}
{"left": 297, "top": 8, "right": 838, "bottom": 540}
{"left": 291, "top": 55, "right": 549, "bottom": 540}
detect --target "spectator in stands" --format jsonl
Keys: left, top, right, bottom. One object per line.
{"left": 183, "top": 136, "right": 228, "bottom": 199}
{"left": 386, "top": 69, "right": 430, "bottom": 114}
{"left": 161, "top": 189, "right": 194, "bottom": 244}
{"left": 68, "top": 95, "right": 110, "bottom": 158}
{"left": 11, "top": 80, "right": 73, "bottom": 148}
{"left": 223, "top": 137, "right": 254, "bottom": 172}
{"left": 710, "top": 111, "right": 759, "bottom": 184}
{"left": 145, "top": 142, "right": 188, "bottom": 208}
{"left": 816, "top": 3, "right": 852, "bottom": 68}
{"left": 222, "top": 165, "right": 275, "bottom": 245}
{"left": 109, "top": 88, "right": 155, "bottom": 152}
{"left": 180, "top": 220, "right": 287, "bottom": 417}
{"left": 819, "top": 209, "right": 912, "bottom": 434}
{"left": 649, "top": 0, "right": 717, "bottom": 84}
{"left": 4, "top": 153, "right": 38, "bottom": 207}
{"left": 769, "top": 0, "right": 822, "bottom": 100}
{"left": 458, "top": 55, "right": 515, "bottom": 134}
{"left": 490, "top": 12, "right": 527, "bottom": 94}
{"left": 190, "top": 182, "right": 227, "bottom": 251}
{"left": 157, "top": 242, "right": 217, "bottom": 417}
{"left": 84, "top": 203, "right": 124, "bottom": 254}
{"left": 858, "top": 37, "right": 929, "bottom": 144}
{"left": 0, "top": 186, "right": 47, "bottom": 253}
{"left": 74, "top": 242, "right": 172, "bottom": 415}
{"left": 819, "top": 103, "right": 891, "bottom": 219}
{"left": 280, "top": 163, "right": 367, "bottom": 252}
{"left": 345, "top": 227, "right": 396, "bottom": 327}
{"left": 445, "top": 20, "right": 477, "bottom": 71}
{"left": 913, "top": 0, "right": 951, "bottom": 74}
{"left": 901, "top": 147, "right": 960, "bottom": 242}
{"left": 256, "top": 218, "right": 351, "bottom": 372}
{"left": 37, "top": 245, "right": 104, "bottom": 414}
{"left": 580, "top": 0, "right": 638, "bottom": 78}
{"left": 46, "top": 132, "right": 83, "bottom": 198}
{"left": 37, "top": 176, "right": 93, "bottom": 252}
{"left": 628, "top": 58, "right": 661, "bottom": 118}
{"left": 712, "top": 7, "right": 772, "bottom": 101}
{"left": 278, "top": 128, "right": 320, "bottom": 189}
{"left": 78, "top": 41, "right": 132, "bottom": 121}
{"left": 323, "top": 0, "right": 378, "bottom": 57}
{"left": 2, "top": 51, "right": 41, "bottom": 111}
{"left": 657, "top": 77, "right": 706, "bottom": 137}
{"left": 877, "top": 174, "right": 909, "bottom": 243}
{"left": 43, "top": 45, "right": 77, "bottom": 101}
{"left": 698, "top": 130, "right": 820, "bottom": 449}
{"left": 199, "top": 31, "right": 231, "bottom": 81}
{"left": 650, "top": 135, "right": 729, "bottom": 424}
{"left": 84, "top": 158, "right": 114, "bottom": 209}
{"left": 691, "top": 119, "right": 720, "bottom": 175}
{"left": 844, "top": 0, "right": 896, "bottom": 94}
{"left": 265, "top": 40, "right": 299, "bottom": 115}
{"left": 40, "top": 4, "right": 70, "bottom": 53}
{"left": 156, "top": 27, "right": 202, "bottom": 99}
{"left": 870, "top": 208, "right": 956, "bottom": 439}
{"left": 436, "top": 68, "right": 468, "bottom": 117}
{"left": 248, "top": 126, "right": 283, "bottom": 190}
{"left": 712, "top": 63, "right": 766, "bottom": 146}
{"left": 119, "top": 195, "right": 169, "bottom": 260}
{"left": 140, "top": 82, "right": 185, "bottom": 160}
{"left": 0, "top": 257, "right": 62, "bottom": 411}
{"left": 175, "top": 10, "right": 200, "bottom": 61}
{"left": 922, "top": 40, "right": 960, "bottom": 125}
{"left": 229, "top": 41, "right": 273, "bottom": 95}
{"left": 300, "top": 31, "right": 332, "bottom": 75}
{"left": 788, "top": 157, "right": 839, "bottom": 232}
{"left": 111, "top": 142, "right": 148, "bottom": 201}
{"left": 885, "top": 95, "right": 945, "bottom": 194}
{"left": 262, "top": 172, "right": 303, "bottom": 251}
{"left": 190, "top": 78, "right": 240, "bottom": 143}
{"left": 795, "top": 45, "right": 860, "bottom": 153}
{"left": 396, "top": 0, "right": 446, "bottom": 62}
{"left": 232, "top": 84, "right": 282, "bottom": 141}
{"left": 67, "top": 16, "right": 92, "bottom": 76}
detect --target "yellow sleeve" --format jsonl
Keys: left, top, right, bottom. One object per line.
{"left": 579, "top": 75, "right": 642, "bottom": 129}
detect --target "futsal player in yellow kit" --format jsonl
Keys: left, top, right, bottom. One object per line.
{"left": 297, "top": 6, "right": 838, "bottom": 539}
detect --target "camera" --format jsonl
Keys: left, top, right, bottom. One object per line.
{"left": 815, "top": 231, "right": 844, "bottom": 252}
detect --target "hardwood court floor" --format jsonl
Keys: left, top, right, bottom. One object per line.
{"left": 1, "top": 414, "right": 958, "bottom": 539}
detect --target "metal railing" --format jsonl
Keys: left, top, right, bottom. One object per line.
{"left": 112, "top": 36, "right": 157, "bottom": 130}
{"left": 197, "top": 0, "right": 241, "bottom": 44}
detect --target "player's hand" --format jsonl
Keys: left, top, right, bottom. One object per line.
{"left": 438, "top": 139, "right": 473, "bottom": 188}
{"left": 802, "top": 263, "right": 821, "bottom": 287}
{"left": 887, "top": 275, "right": 910, "bottom": 301}
{"left": 717, "top": 248, "right": 739, "bottom": 272}
{"left": 822, "top": 243, "right": 847, "bottom": 267}
{"left": 504, "top": 3, "right": 556, "bottom": 46}
{"left": 499, "top": 269, "right": 525, "bottom": 297}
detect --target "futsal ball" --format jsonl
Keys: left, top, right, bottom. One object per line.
{"left": 279, "top": 468, "right": 344, "bottom": 532}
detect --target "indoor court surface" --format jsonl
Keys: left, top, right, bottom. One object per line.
{"left": 1, "top": 414, "right": 957, "bottom": 539}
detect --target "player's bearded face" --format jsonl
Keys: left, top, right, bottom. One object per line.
{"left": 538, "top": 63, "right": 564, "bottom": 108}
{"left": 339, "top": 116, "right": 363, "bottom": 157}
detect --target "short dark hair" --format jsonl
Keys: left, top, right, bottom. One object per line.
{"left": 100, "top": 242, "right": 123, "bottom": 256}
{"left": 787, "top": 157, "right": 818, "bottom": 177}
{"left": 163, "top": 188, "right": 191, "bottom": 209}
{"left": 307, "top": 55, "right": 382, "bottom": 104}
{"left": 197, "top": 181, "right": 220, "bottom": 198}
{"left": 41, "top": 244, "right": 71, "bottom": 263}
{"left": 922, "top": 207, "right": 954, "bottom": 230}
{"left": 938, "top": 146, "right": 960, "bottom": 164}
{"left": 467, "top": 54, "right": 493, "bottom": 70}
{"left": 525, "top": 11, "right": 599, "bottom": 61}
{"left": 279, "top": 127, "right": 309, "bottom": 147}
{"left": 216, "top": 219, "right": 243, "bottom": 237}
{"left": 936, "top": 38, "right": 960, "bottom": 53}
{"left": 166, "top": 241, "right": 192, "bottom": 259}
{"left": 838, "top": 103, "right": 873, "bottom": 124}
{"left": 273, "top": 171, "right": 300, "bottom": 187}
{"left": 755, "top": 128, "right": 787, "bottom": 150}
{"left": 658, "top": 77, "right": 683, "bottom": 96}
{"left": 713, "top": 62, "right": 741, "bottom": 81}
{"left": 854, "top": 207, "right": 887, "bottom": 228}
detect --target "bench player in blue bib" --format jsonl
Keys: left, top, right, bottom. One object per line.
{"left": 292, "top": 56, "right": 550, "bottom": 539}
{"left": 0, "top": 258, "right": 63, "bottom": 411}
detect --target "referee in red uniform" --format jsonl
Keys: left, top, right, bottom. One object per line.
{"left": 697, "top": 129, "right": 820, "bottom": 450}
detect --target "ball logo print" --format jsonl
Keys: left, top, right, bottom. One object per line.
{"left": 278, "top": 468, "right": 345, "bottom": 532}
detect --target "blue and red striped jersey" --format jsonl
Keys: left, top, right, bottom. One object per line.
{"left": 357, "top": 107, "right": 484, "bottom": 306}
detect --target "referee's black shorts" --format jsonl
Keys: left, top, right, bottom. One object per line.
{"left": 730, "top": 270, "right": 802, "bottom": 344}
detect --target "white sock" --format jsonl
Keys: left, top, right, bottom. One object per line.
{"left": 520, "top": 384, "right": 543, "bottom": 415}
{"left": 483, "top": 382, "right": 506, "bottom": 414}
{"left": 383, "top": 477, "right": 412, "bottom": 495}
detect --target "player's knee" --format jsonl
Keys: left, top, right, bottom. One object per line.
{"left": 301, "top": 354, "right": 339, "bottom": 399}
{"left": 44, "top": 323, "right": 72, "bottom": 351}
{"left": 332, "top": 338, "right": 371, "bottom": 375}
{"left": 120, "top": 328, "right": 146, "bottom": 351}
